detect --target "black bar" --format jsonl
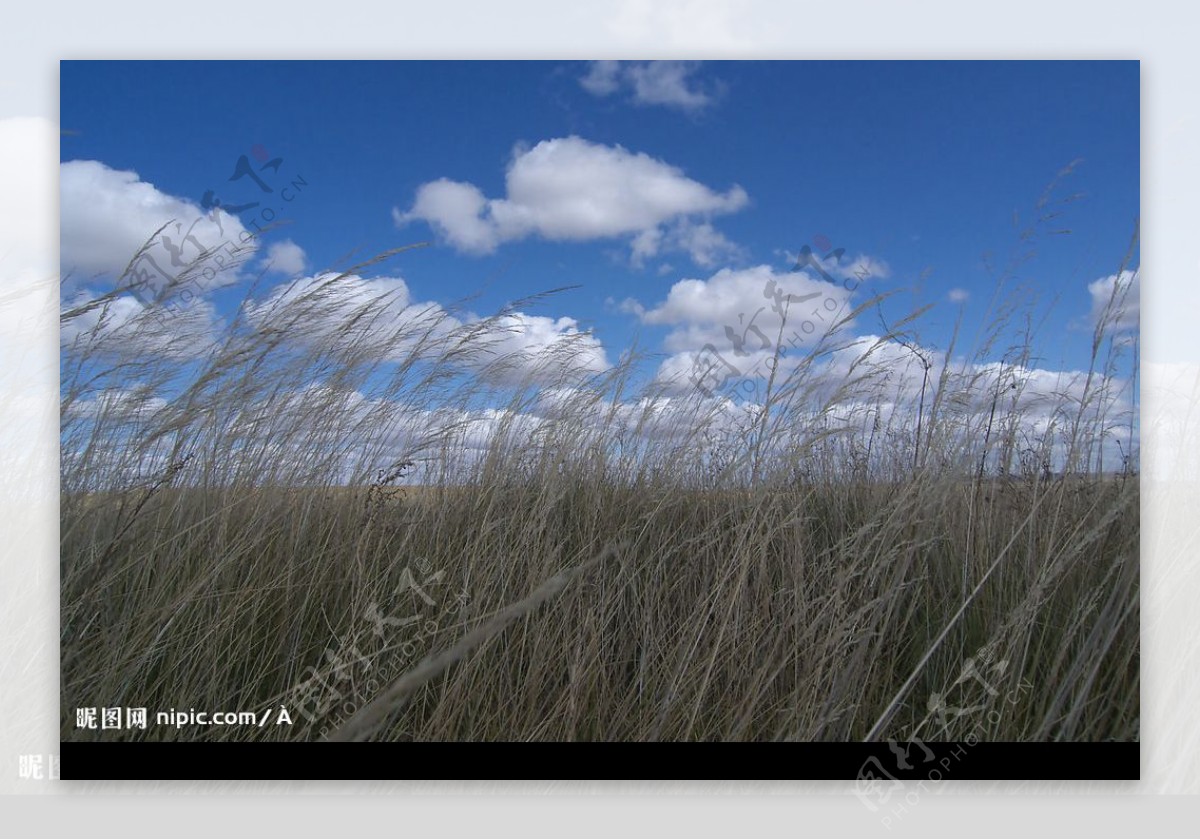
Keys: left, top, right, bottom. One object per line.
{"left": 60, "top": 741, "right": 1138, "bottom": 781}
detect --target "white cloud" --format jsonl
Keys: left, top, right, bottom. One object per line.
{"left": 669, "top": 220, "right": 741, "bottom": 268}
{"left": 242, "top": 272, "right": 610, "bottom": 386}
{"left": 650, "top": 315, "right": 1136, "bottom": 474}
{"left": 241, "top": 272, "right": 457, "bottom": 361}
{"left": 630, "top": 219, "right": 742, "bottom": 269}
{"left": 579, "top": 61, "right": 717, "bottom": 111}
{"left": 635, "top": 264, "right": 856, "bottom": 357}
{"left": 394, "top": 136, "right": 747, "bottom": 266}
{"left": 262, "top": 239, "right": 307, "bottom": 275}
{"left": 629, "top": 226, "right": 664, "bottom": 267}
{"left": 488, "top": 135, "right": 745, "bottom": 237}
{"left": 626, "top": 61, "right": 716, "bottom": 110}
{"left": 1088, "top": 269, "right": 1139, "bottom": 332}
{"left": 65, "top": 386, "right": 168, "bottom": 422}
{"left": 580, "top": 61, "right": 622, "bottom": 96}
{"left": 948, "top": 288, "right": 970, "bottom": 303}
{"left": 60, "top": 159, "right": 255, "bottom": 297}
{"left": 469, "top": 312, "right": 611, "bottom": 385}
{"left": 60, "top": 287, "right": 221, "bottom": 360}
{"left": 394, "top": 178, "right": 499, "bottom": 253}
{"left": 616, "top": 297, "right": 645, "bottom": 317}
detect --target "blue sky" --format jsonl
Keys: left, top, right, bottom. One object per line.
{"left": 59, "top": 60, "right": 1139, "bottom": 400}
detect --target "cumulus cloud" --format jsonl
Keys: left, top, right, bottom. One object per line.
{"left": 261, "top": 239, "right": 307, "bottom": 275}
{"left": 1088, "top": 269, "right": 1139, "bottom": 332}
{"left": 632, "top": 263, "right": 858, "bottom": 367}
{"left": 579, "top": 61, "right": 718, "bottom": 111}
{"left": 397, "top": 179, "right": 498, "bottom": 253}
{"left": 631, "top": 263, "right": 868, "bottom": 397}
{"left": 394, "top": 136, "right": 747, "bottom": 266}
{"left": 948, "top": 288, "right": 970, "bottom": 303}
{"left": 61, "top": 159, "right": 255, "bottom": 297}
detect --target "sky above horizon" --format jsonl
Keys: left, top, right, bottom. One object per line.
{"left": 57, "top": 60, "right": 1140, "bottom": 428}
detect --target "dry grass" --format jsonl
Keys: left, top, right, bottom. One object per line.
{"left": 59, "top": 210, "right": 1139, "bottom": 742}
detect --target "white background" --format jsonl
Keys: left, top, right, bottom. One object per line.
{"left": 1, "top": 1, "right": 1197, "bottom": 836}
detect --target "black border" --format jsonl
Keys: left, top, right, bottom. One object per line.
{"left": 60, "top": 741, "right": 1139, "bottom": 781}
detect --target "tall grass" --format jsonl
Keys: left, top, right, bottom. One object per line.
{"left": 60, "top": 217, "right": 1138, "bottom": 742}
